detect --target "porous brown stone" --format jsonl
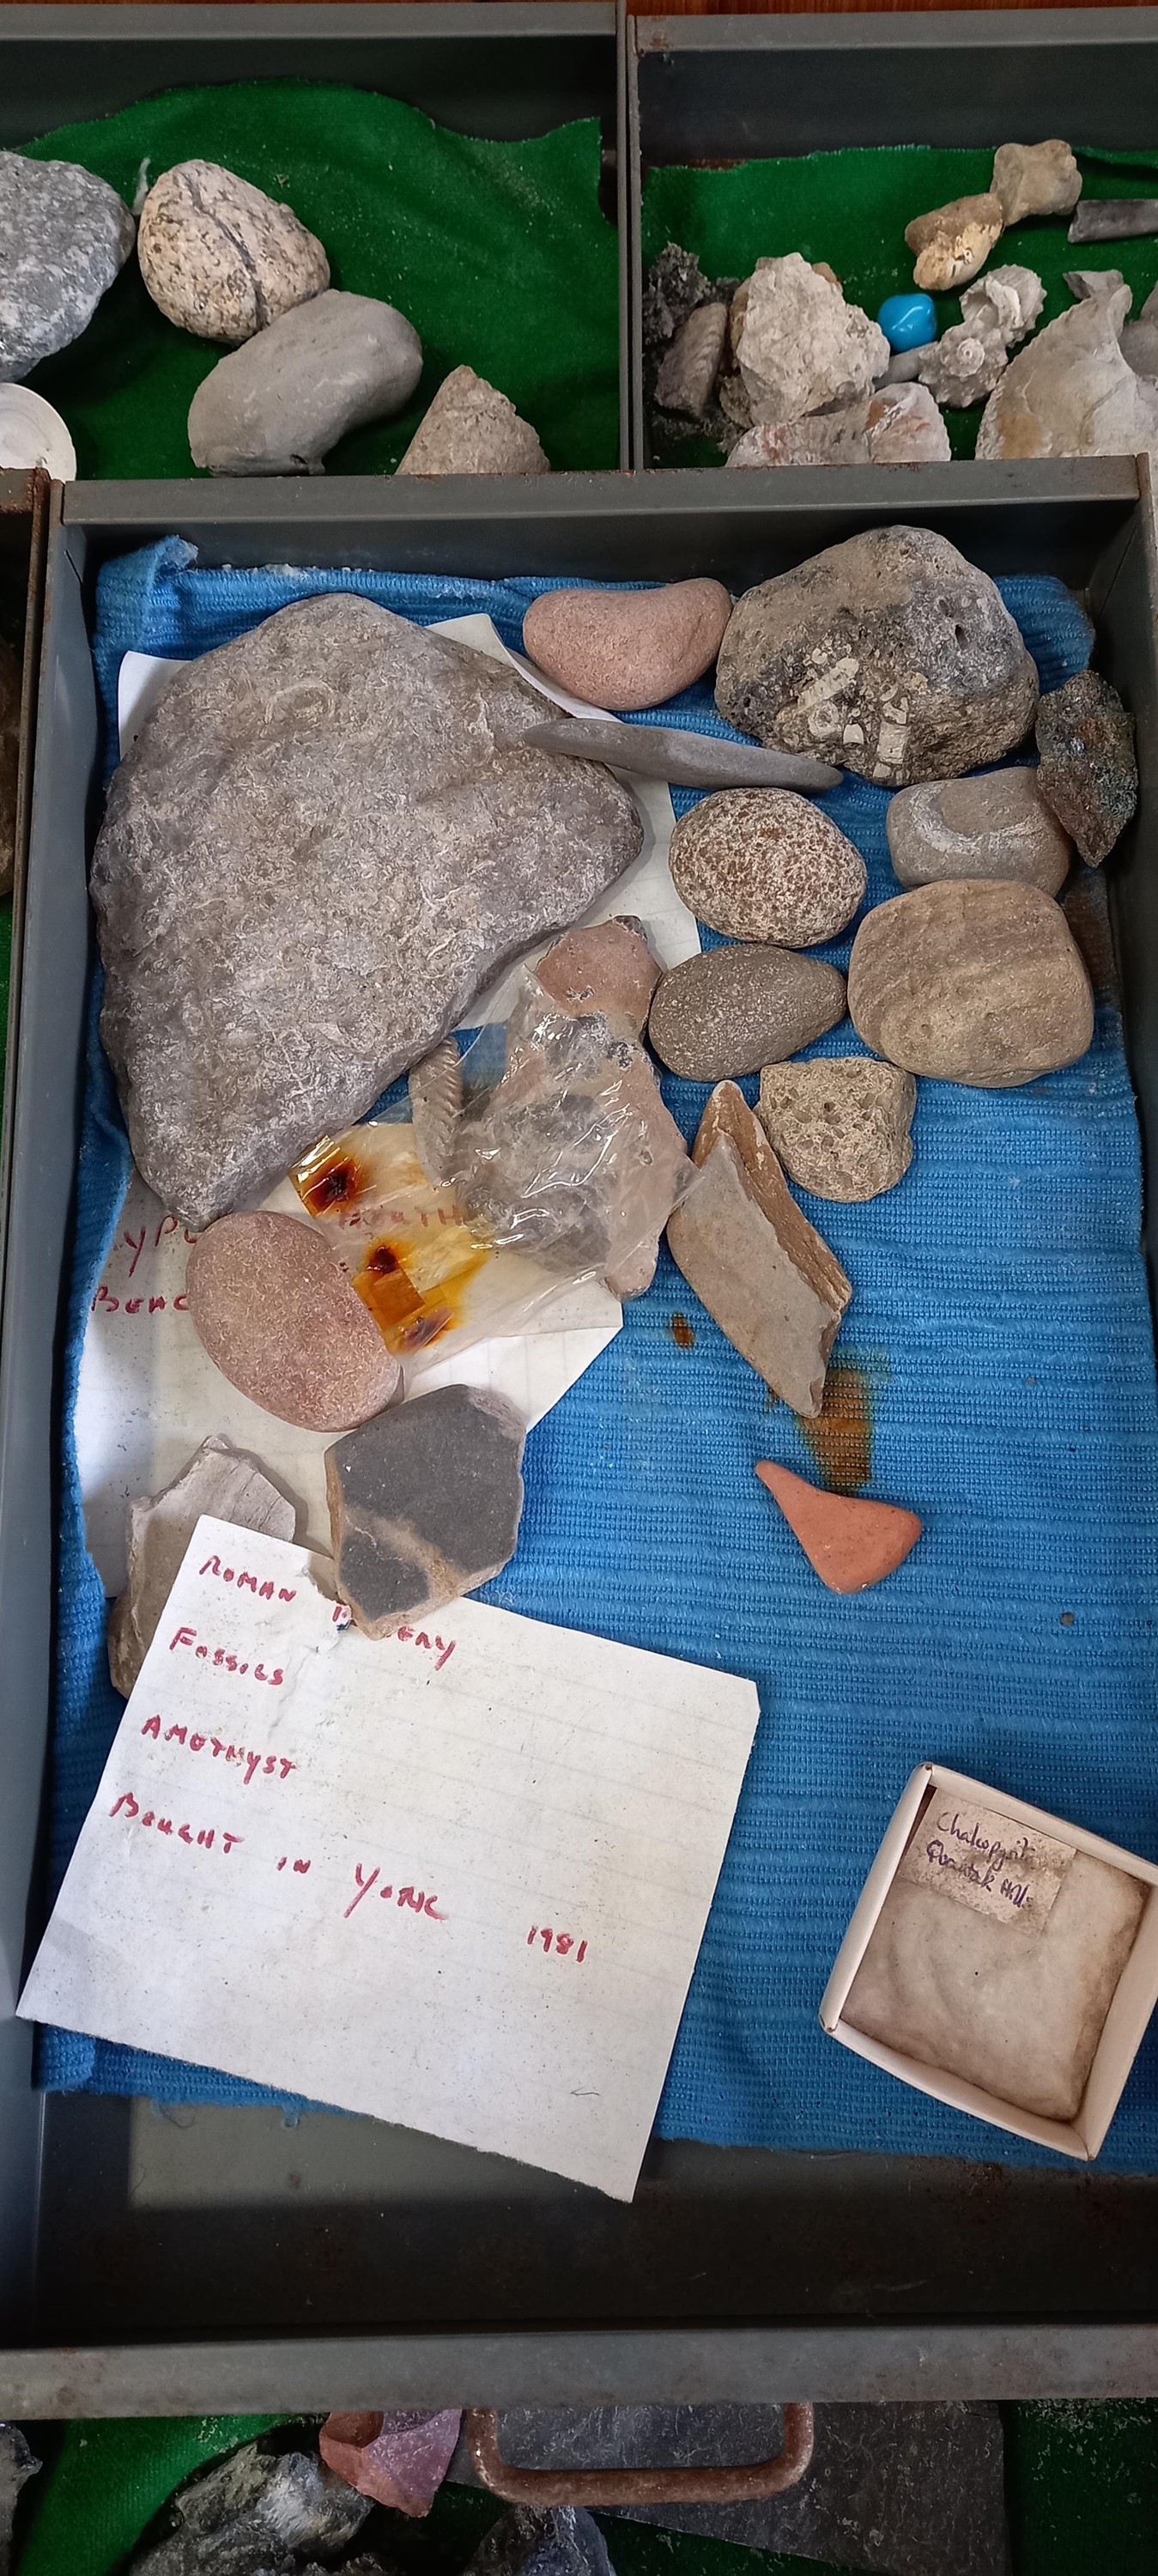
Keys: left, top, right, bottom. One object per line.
{"left": 887, "top": 769, "right": 1071, "bottom": 896}
{"left": 715, "top": 526, "right": 1038, "bottom": 788}
{"left": 847, "top": 878, "right": 1094, "bottom": 1086}
{"left": 186, "top": 1212, "right": 403, "bottom": 1431}
{"left": 1035, "top": 669, "right": 1138, "bottom": 866}
{"left": 326, "top": 1383, "right": 525, "bottom": 1635}
{"left": 757, "top": 1057, "right": 916, "bottom": 1201}
{"left": 669, "top": 788, "right": 866, "bottom": 946}
{"left": 522, "top": 579, "right": 731, "bottom": 712}
{"left": 137, "top": 159, "right": 328, "bottom": 343}
{"left": 395, "top": 366, "right": 548, "bottom": 476}
{"left": 905, "top": 193, "right": 1005, "bottom": 295}
{"left": 534, "top": 917, "right": 659, "bottom": 1038}
{"left": 666, "top": 1081, "right": 852, "bottom": 1413}
{"left": 648, "top": 945, "right": 846, "bottom": 1080}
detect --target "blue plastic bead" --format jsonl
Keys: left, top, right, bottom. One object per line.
{"left": 877, "top": 290, "right": 937, "bottom": 352}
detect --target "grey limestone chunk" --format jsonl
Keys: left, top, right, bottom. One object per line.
{"left": 715, "top": 526, "right": 1039, "bottom": 788}
{"left": 326, "top": 1383, "right": 526, "bottom": 1637}
{"left": 0, "top": 149, "right": 135, "bottom": 380}
{"left": 188, "top": 289, "right": 422, "bottom": 472}
{"left": 92, "top": 595, "right": 643, "bottom": 1228}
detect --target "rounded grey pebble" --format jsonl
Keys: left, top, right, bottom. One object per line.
{"left": 670, "top": 787, "right": 866, "bottom": 946}
{"left": 188, "top": 289, "right": 422, "bottom": 473}
{"left": 887, "top": 768, "right": 1072, "bottom": 896}
{"left": 0, "top": 151, "right": 135, "bottom": 381}
{"left": 648, "top": 945, "right": 846, "bottom": 1080}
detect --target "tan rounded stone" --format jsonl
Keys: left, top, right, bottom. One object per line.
{"left": 649, "top": 945, "right": 846, "bottom": 1080}
{"left": 847, "top": 878, "right": 1094, "bottom": 1087}
{"left": 758, "top": 1057, "right": 916, "bottom": 1201}
{"left": 670, "top": 788, "right": 866, "bottom": 946}
{"left": 905, "top": 193, "right": 1005, "bottom": 295}
{"left": 137, "top": 160, "right": 329, "bottom": 343}
{"left": 535, "top": 917, "right": 658, "bottom": 1036}
{"left": 887, "top": 769, "right": 1072, "bottom": 896}
{"left": 522, "top": 579, "right": 732, "bottom": 712}
{"left": 186, "top": 1212, "right": 402, "bottom": 1431}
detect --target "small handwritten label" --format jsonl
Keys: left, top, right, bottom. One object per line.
{"left": 898, "top": 1799, "right": 1076, "bottom": 1936}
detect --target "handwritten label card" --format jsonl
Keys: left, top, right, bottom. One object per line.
{"left": 20, "top": 1519, "right": 759, "bottom": 2198}
{"left": 899, "top": 1797, "right": 1076, "bottom": 1936}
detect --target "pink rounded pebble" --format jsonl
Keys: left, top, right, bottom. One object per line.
{"left": 522, "top": 578, "right": 733, "bottom": 712}
{"left": 186, "top": 1211, "right": 402, "bottom": 1431}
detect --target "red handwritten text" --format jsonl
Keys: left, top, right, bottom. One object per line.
{"left": 109, "top": 1790, "right": 241, "bottom": 1852}
{"left": 199, "top": 1555, "right": 296, "bottom": 1605}
{"left": 168, "top": 1625, "right": 283, "bottom": 1685}
{"left": 528, "top": 1926, "right": 588, "bottom": 1961}
{"left": 139, "top": 1716, "right": 294, "bottom": 1781}
{"left": 344, "top": 1862, "right": 447, "bottom": 1922}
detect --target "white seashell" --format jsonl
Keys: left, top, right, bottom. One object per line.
{"left": 0, "top": 386, "right": 76, "bottom": 478}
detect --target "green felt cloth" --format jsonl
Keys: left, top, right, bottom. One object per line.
{"left": 643, "top": 143, "right": 1158, "bottom": 465}
{"left": 15, "top": 2416, "right": 287, "bottom": 2576}
{"left": 21, "top": 83, "right": 619, "bottom": 477}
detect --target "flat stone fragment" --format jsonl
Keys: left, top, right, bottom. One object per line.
{"left": 887, "top": 768, "right": 1071, "bottom": 895}
{"left": 977, "top": 286, "right": 1158, "bottom": 464}
{"left": 847, "top": 879, "right": 1094, "bottom": 1086}
{"left": 1119, "top": 318, "right": 1158, "bottom": 378}
{"left": 670, "top": 787, "right": 866, "bottom": 946}
{"left": 756, "top": 1460, "right": 922, "bottom": 1591}
{"left": 466, "top": 2507, "right": 618, "bottom": 2576}
{"left": 319, "top": 2411, "right": 462, "bottom": 2516}
{"left": 757, "top": 1056, "right": 916, "bottom": 1201}
{"left": 131, "top": 2443, "right": 370, "bottom": 2574}
{"left": 992, "top": 140, "right": 1082, "bottom": 226}
{"left": 905, "top": 193, "right": 1004, "bottom": 295}
{"left": 715, "top": 526, "right": 1038, "bottom": 788}
{"left": 326, "top": 1383, "right": 525, "bottom": 1636}
{"left": 522, "top": 580, "right": 731, "bottom": 713}
{"left": 1069, "top": 198, "right": 1158, "bottom": 243}
{"left": 1065, "top": 268, "right": 1128, "bottom": 303}
{"left": 649, "top": 945, "right": 846, "bottom": 1080}
{"left": 961, "top": 264, "right": 1045, "bottom": 349}
{"left": 919, "top": 321, "right": 1007, "bottom": 409}
{"left": 137, "top": 160, "right": 328, "bottom": 343}
{"left": 408, "top": 1040, "right": 463, "bottom": 1182}
{"left": 188, "top": 289, "right": 422, "bottom": 472}
{"left": 520, "top": 718, "right": 840, "bottom": 793}
{"left": 109, "top": 1434, "right": 297, "bottom": 1698}
{"left": 864, "top": 382, "right": 951, "bottom": 462}
{"left": 735, "top": 254, "right": 888, "bottom": 424}
{"left": 655, "top": 302, "right": 728, "bottom": 417}
{"left": 186, "top": 1212, "right": 403, "bottom": 1431}
{"left": 0, "top": 150, "right": 134, "bottom": 381}
{"left": 395, "top": 365, "right": 548, "bottom": 476}
{"left": 92, "top": 596, "right": 642, "bottom": 1224}
{"left": 667, "top": 1082, "right": 852, "bottom": 1414}
{"left": 0, "top": 640, "right": 17, "bottom": 899}
{"left": 0, "top": 2423, "right": 38, "bottom": 2576}
{"left": 1035, "top": 668, "right": 1138, "bottom": 866}
{"left": 535, "top": 917, "right": 659, "bottom": 1037}
{"left": 726, "top": 406, "right": 871, "bottom": 468}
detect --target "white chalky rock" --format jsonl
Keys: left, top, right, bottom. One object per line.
{"left": 961, "top": 264, "right": 1045, "bottom": 349}
{"left": 0, "top": 384, "right": 76, "bottom": 477}
{"left": 977, "top": 287, "right": 1158, "bottom": 465}
{"left": 735, "top": 254, "right": 889, "bottom": 427}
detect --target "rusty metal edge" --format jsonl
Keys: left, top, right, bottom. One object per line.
{"left": 464, "top": 2401, "right": 815, "bottom": 2502}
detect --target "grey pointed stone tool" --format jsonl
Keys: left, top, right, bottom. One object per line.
{"left": 521, "top": 717, "right": 840, "bottom": 793}
{"left": 1069, "top": 199, "right": 1158, "bottom": 242}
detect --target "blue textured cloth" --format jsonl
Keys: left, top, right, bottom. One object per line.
{"left": 39, "top": 544, "right": 1158, "bottom": 2171}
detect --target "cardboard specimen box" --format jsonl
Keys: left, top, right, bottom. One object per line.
{"left": 821, "top": 1764, "right": 1158, "bottom": 2160}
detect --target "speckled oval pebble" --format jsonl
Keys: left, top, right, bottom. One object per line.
{"left": 670, "top": 787, "right": 867, "bottom": 945}
{"left": 137, "top": 159, "right": 329, "bottom": 344}
{"left": 187, "top": 1211, "right": 401, "bottom": 1431}
{"left": 522, "top": 578, "right": 732, "bottom": 712}
{"left": 649, "top": 945, "right": 846, "bottom": 1080}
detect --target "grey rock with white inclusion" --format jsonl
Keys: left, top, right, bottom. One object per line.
{"left": 0, "top": 150, "right": 135, "bottom": 380}
{"left": 92, "top": 596, "right": 642, "bottom": 1229}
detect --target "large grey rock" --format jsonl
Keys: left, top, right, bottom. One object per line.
{"left": 0, "top": 149, "right": 134, "bottom": 380}
{"left": 715, "top": 526, "right": 1039, "bottom": 788}
{"left": 130, "top": 2443, "right": 369, "bottom": 2574}
{"left": 137, "top": 160, "right": 328, "bottom": 343}
{"left": 188, "top": 289, "right": 422, "bottom": 473}
{"left": 93, "top": 596, "right": 642, "bottom": 1228}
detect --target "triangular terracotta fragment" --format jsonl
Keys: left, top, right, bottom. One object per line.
{"left": 755, "top": 1460, "right": 922, "bottom": 1594}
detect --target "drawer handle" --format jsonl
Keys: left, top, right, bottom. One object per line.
{"left": 463, "top": 2403, "right": 815, "bottom": 2505}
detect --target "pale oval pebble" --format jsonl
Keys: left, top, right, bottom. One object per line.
{"left": 522, "top": 578, "right": 732, "bottom": 712}
{"left": 670, "top": 787, "right": 866, "bottom": 945}
{"left": 887, "top": 769, "right": 1071, "bottom": 896}
{"left": 649, "top": 945, "right": 846, "bottom": 1080}
{"left": 186, "top": 1210, "right": 401, "bottom": 1430}
{"left": 138, "top": 159, "right": 329, "bottom": 343}
{"left": 847, "top": 878, "right": 1094, "bottom": 1087}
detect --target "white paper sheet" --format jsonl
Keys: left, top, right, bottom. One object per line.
{"left": 76, "top": 1167, "right": 621, "bottom": 1595}
{"left": 20, "top": 1519, "right": 759, "bottom": 2198}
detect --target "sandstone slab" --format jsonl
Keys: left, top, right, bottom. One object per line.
{"left": 187, "top": 1212, "right": 403, "bottom": 1430}
{"left": 670, "top": 787, "right": 866, "bottom": 945}
{"left": 756, "top": 1460, "right": 922, "bottom": 1591}
{"left": 992, "top": 140, "right": 1082, "bottom": 227}
{"left": 326, "top": 1383, "right": 525, "bottom": 1635}
{"left": 848, "top": 878, "right": 1094, "bottom": 1086}
{"left": 0, "top": 149, "right": 134, "bottom": 380}
{"left": 715, "top": 526, "right": 1038, "bottom": 788}
{"left": 188, "top": 288, "right": 422, "bottom": 472}
{"left": 93, "top": 595, "right": 642, "bottom": 1225}
{"left": 522, "top": 579, "right": 731, "bottom": 712}
{"left": 655, "top": 301, "right": 728, "bottom": 417}
{"left": 905, "top": 193, "right": 1004, "bottom": 295}
{"left": 887, "top": 768, "right": 1071, "bottom": 895}
{"left": 666, "top": 1081, "right": 851, "bottom": 1414}
{"left": 396, "top": 365, "right": 548, "bottom": 476}
{"left": 976, "top": 289, "right": 1158, "bottom": 464}
{"left": 108, "top": 1434, "right": 297, "bottom": 1698}
{"left": 1035, "top": 668, "right": 1138, "bottom": 866}
{"left": 758, "top": 1056, "right": 916, "bottom": 1201}
{"left": 319, "top": 2411, "right": 462, "bottom": 2515}
{"left": 521, "top": 717, "right": 840, "bottom": 793}
{"left": 649, "top": 945, "right": 846, "bottom": 1079}
{"left": 137, "top": 159, "right": 327, "bottom": 343}
{"left": 735, "top": 254, "right": 888, "bottom": 425}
